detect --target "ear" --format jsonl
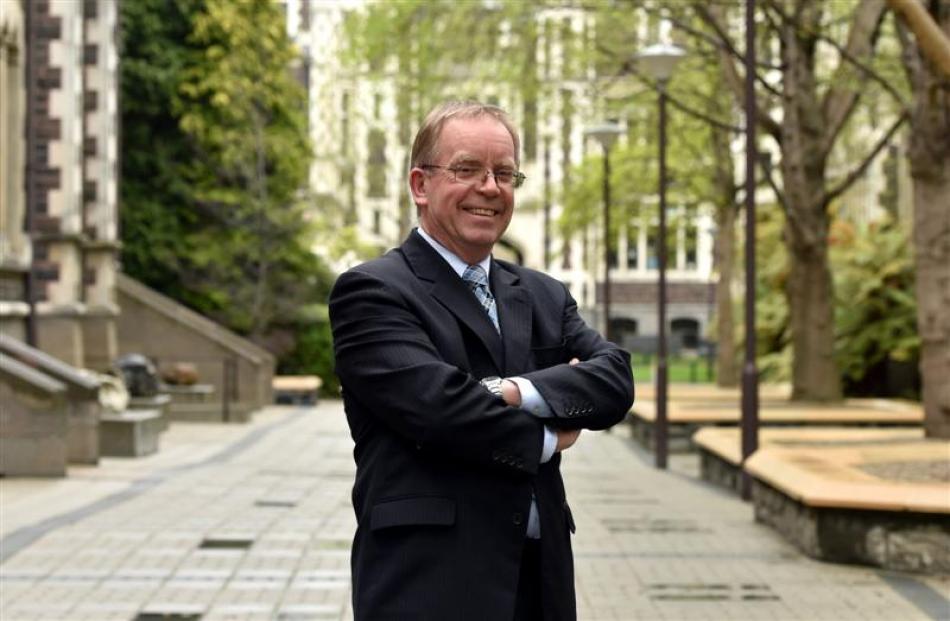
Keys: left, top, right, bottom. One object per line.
{"left": 409, "top": 168, "right": 429, "bottom": 208}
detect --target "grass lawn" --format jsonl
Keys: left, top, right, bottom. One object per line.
{"left": 630, "top": 354, "right": 715, "bottom": 384}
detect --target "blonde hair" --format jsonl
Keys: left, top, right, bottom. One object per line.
{"left": 409, "top": 101, "right": 520, "bottom": 170}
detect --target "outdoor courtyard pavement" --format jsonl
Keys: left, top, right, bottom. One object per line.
{"left": 1, "top": 401, "right": 948, "bottom": 621}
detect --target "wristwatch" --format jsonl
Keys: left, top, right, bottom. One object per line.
{"left": 480, "top": 376, "right": 505, "bottom": 401}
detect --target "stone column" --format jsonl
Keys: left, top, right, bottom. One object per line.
{"left": 28, "top": 0, "right": 86, "bottom": 368}
{"left": 0, "top": 0, "right": 31, "bottom": 341}
{"left": 80, "top": 0, "right": 120, "bottom": 371}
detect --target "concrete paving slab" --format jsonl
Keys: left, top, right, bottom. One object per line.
{"left": 1, "top": 401, "right": 946, "bottom": 621}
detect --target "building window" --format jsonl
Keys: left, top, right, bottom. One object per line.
{"left": 341, "top": 91, "right": 350, "bottom": 156}
{"left": 626, "top": 224, "right": 639, "bottom": 269}
{"left": 684, "top": 225, "right": 698, "bottom": 270}
{"left": 647, "top": 225, "right": 658, "bottom": 269}
{"left": 560, "top": 89, "right": 573, "bottom": 189}
{"left": 671, "top": 318, "right": 700, "bottom": 352}
{"left": 367, "top": 128, "right": 387, "bottom": 198}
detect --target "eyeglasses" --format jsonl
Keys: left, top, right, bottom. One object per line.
{"left": 421, "top": 164, "right": 526, "bottom": 189}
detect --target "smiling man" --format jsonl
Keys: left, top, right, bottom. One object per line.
{"left": 329, "top": 101, "right": 634, "bottom": 621}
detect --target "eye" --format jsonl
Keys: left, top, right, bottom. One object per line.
{"left": 453, "top": 166, "right": 481, "bottom": 175}
{"left": 493, "top": 169, "right": 515, "bottom": 182}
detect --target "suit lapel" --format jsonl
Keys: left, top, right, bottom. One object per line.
{"left": 492, "top": 262, "right": 533, "bottom": 377}
{"left": 401, "top": 231, "right": 505, "bottom": 373}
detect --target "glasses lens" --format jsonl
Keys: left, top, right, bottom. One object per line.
{"left": 452, "top": 166, "right": 482, "bottom": 183}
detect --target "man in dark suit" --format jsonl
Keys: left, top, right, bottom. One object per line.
{"left": 329, "top": 101, "right": 634, "bottom": 621}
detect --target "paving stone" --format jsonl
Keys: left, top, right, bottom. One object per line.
{"left": 1, "top": 402, "right": 946, "bottom": 621}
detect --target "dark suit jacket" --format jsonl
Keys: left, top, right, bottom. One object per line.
{"left": 329, "top": 230, "right": 634, "bottom": 621}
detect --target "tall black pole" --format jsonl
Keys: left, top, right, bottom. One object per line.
{"left": 655, "top": 85, "right": 669, "bottom": 470}
{"left": 741, "top": 0, "right": 760, "bottom": 500}
{"left": 603, "top": 145, "right": 611, "bottom": 343}
{"left": 543, "top": 136, "right": 552, "bottom": 271}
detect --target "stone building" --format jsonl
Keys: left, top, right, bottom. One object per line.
{"left": 1, "top": 0, "right": 275, "bottom": 440}
{"left": 0, "top": 0, "right": 121, "bottom": 371}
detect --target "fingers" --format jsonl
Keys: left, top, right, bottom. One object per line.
{"left": 569, "top": 357, "right": 580, "bottom": 366}
{"left": 556, "top": 428, "right": 582, "bottom": 452}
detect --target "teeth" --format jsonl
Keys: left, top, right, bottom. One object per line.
{"left": 467, "top": 208, "right": 495, "bottom": 216}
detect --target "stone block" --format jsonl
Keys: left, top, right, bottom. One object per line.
{"left": 99, "top": 409, "right": 162, "bottom": 457}
{"left": 0, "top": 371, "right": 68, "bottom": 477}
{"left": 752, "top": 479, "right": 950, "bottom": 574}
{"left": 67, "top": 399, "right": 100, "bottom": 464}
{"left": 129, "top": 394, "right": 171, "bottom": 431}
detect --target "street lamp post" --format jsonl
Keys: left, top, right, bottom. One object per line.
{"left": 585, "top": 123, "right": 624, "bottom": 343}
{"left": 638, "top": 42, "right": 685, "bottom": 470}
{"left": 741, "top": 0, "right": 760, "bottom": 500}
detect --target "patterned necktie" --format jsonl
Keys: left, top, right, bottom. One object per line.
{"left": 462, "top": 265, "right": 500, "bottom": 334}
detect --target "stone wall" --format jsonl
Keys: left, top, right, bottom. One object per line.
{"left": 752, "top": 479, "right": 950, "bottom": 574}
{"left": 116, "top": 274, "right": 275, "bottom": 422}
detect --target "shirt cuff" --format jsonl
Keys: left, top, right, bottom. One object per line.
{"left": 508, "top": 376, "right": 553, "bottom": 418}
{"left": 540, "top": 425, "right": 557, "bottom": 463}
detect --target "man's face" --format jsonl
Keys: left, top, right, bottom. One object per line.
{"left": 410, "top": 116, "right": 516, "bottom": 264}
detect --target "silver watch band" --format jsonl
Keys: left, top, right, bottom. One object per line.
{"left": 480, "top": 376, "right": 505, "bottom": 400}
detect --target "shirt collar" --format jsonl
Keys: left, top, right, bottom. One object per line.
{"left": 416, "top": 226, "right": 492, "bottom": 281}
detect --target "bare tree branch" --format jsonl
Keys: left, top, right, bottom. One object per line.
{"left": 887, "top": 0, "right": 950, "bottom": 78}
{"left": 820, "top": 0, "right": 890, "bottom": 154}
{"left": 690, "top": 1, "right": 785, "bottom": 142}
{"left": 823, "top": 111, "right": 908, "bottom": 206}
{"left": 766, "top": 0, "right": 908, "bottom": 116}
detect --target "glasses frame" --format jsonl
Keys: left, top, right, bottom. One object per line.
{"left": 420, "top": 164, "right": 526, "bottom": 189}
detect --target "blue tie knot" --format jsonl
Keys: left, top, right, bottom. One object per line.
{"left": 462, "top": 265, "right": 489, "bottom": 289}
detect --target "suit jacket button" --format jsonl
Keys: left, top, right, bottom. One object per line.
{"left": 512, "top": 512, "right": 524, "bottom": 525}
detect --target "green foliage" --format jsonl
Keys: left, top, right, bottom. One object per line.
{"left": 120, "top": 0, "right": 337, "bottom": 390}
{"left": 738, "top": 209, "right": 920, "bottom": 396}
{"left": 831, "top": 218, "right": 919, "bottom": 393}
{"left": 750, "top": 205, "right": 792, "bottom": 382}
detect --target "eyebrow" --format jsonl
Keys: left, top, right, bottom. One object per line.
{"left": 448, "top": 153, "right": 516, "bottom": 167}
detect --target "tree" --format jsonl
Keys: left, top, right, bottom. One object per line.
{"left": 120, "top": 0, "right": 334, "bottom": 380}
{"left": 891, "top": 0, "right": 950, "bottom": 437}
{"left": 693, "top": 0, "right": 908, "bottom": 401}
{"left": 177, "top": 0, "right": 315, "bottom": 339}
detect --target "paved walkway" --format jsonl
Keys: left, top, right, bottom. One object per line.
{"left": 1, "top": 401, "right": 947, "bottom": 620}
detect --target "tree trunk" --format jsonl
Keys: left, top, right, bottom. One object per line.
{"left": 779, "top": 1, "right": 843, "bottom": 401}
{"left": 785, "top": 224, "right": 840, "bottom": 401}
{"left": 912, "top": 159, "right": 950, "bottom": 438}
{"left": 714, "top": 203, "right": 738, "bottom": 387}
{"left": 900, "top": 1, "right": 950, "bottom": 438}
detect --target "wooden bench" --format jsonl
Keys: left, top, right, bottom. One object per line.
{"left": 273, "top": 375, "right": 322, "bottom": 405}
{"left": 692, "top": 426, "right": 949, "bottom": 574}
{"left": 629, "top": 398, "right": 923, "bottom": 453}
{"left": 693, "top": 426, "right": 925, "bottom": 493}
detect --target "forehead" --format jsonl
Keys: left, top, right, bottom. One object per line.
{"left": 437, "top": 116, "right": 515, "bottom": 163}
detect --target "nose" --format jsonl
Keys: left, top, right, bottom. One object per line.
{"left": 476, "top": 170, "right": 501, "bottom": 195}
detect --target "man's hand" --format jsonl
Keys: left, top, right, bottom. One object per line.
{"left": 500, "top": 379, "right": 521, "bottom": 407}
{"left": 556, "top": 428, "right": 581, "bottom": 452}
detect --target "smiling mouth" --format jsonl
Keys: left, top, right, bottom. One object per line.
{"left": 463, "top": 207, "right": 498, "bottom": 217}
